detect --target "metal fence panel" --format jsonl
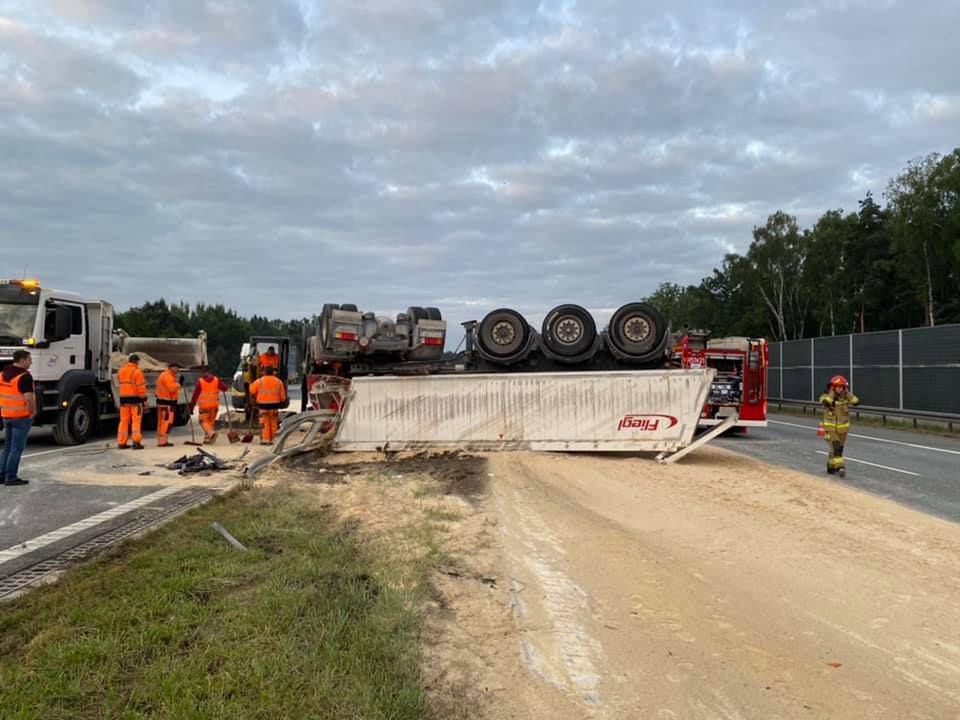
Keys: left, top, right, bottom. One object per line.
{"left": 814, "top": 336, "right": 849, "bottom": 367}
{"left": 904, "top": 369, "right": 960, "bottom": 415}
{"left": 769, "top": 323, "right": 960, "bottom": 417}
{"left": 903, "top": 324, "right": 960, "bottom": 366}
{"left": 782, "top": 368, "right": 811, "bottom": 401}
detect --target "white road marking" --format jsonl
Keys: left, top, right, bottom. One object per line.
{"left": 21, "top": 445, "right": 100, "bottom": 460}
{"left": 815, "top": 450, "right": 919, "bottom": 476}
{"left": 770, "top": 419, "right": 960, "bottom": 456}
{"left": 0, "top": 486, "right": 183, "bottom": 565}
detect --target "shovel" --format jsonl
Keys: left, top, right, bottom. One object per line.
{"left": 181, "top": 386, "right": 203, "bottom": 446}
{"left": 222, "top": 390, "right": 241, "bottom": 443}
{"left": 241, "top": 400, "right": 256, "bottom": 443}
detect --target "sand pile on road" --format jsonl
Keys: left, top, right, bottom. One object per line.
{"left": 110, "top": 351, "right": 169, "bottom": 371}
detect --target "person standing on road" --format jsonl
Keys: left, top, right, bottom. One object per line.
{"left": 155, "top": 361, "right": 181, "bottom": 448}
{"left": 249, "top": 365, "right": 286, "bottom": 445}
{"left": 117, "top": 353, "right": 147, "bottom": 450}
{"left": 190, "top": 366, "right": 228, "bottom": 444}
{"left": 0, "top": 349, "right": 36, "bottom": 486}
{"left": 820, "top": 375, "right": 859, "bottom": 477}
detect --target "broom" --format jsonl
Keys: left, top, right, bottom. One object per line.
{"left": 181, "top": 385, "right": 203, "bottom": 446}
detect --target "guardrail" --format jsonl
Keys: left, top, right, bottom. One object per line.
{"left": 771, "top": 399, "right": 959, "bottom": 433}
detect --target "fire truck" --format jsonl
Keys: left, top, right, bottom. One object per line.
{"left": 674, "top": 331, "right": 768, "bottom": 428}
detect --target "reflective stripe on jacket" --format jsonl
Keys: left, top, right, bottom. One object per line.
{"left": 820, "top": 391, "right": 860, "bottom": 428}
{"left": 197, "top": 376, "right": 221, "bottom": 410}
{"left": 250, "top": 375, "right": 286, "bottom": 409}
{"left": 118, "top": 363, "right": 147, "bottom": 404}
{"left": 156, "top": 368, "right": 180, "bottom": 406}
{"left": 0, "top": 372, "right": 31, "bottom": 419}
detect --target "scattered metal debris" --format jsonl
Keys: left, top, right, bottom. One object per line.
{"left": 167, "top": 448, "right": 231, "bottom": 475}
{"left": 211, "top": 522, "right": 247, "bottom": 551}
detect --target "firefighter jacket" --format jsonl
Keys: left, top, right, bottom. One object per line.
{"left": 820, "top": 390, "right": 860, "bottom": 429}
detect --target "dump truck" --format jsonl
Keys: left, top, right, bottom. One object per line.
{"left": 0, "top": 279, "right": 207, "bottom": 445}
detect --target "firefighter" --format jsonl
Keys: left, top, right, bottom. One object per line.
{"left": 820, "top": 375, "right": 859, "bottom": 477}
{"left": 155, "top": 362, "right": 180, "bottom": 447}
{"left": 190, "top": 366, "right": 228, "bottom": 444}
{"left": 117, "top": 354, "right": 147, "bottom": 450}
{"left": 248, "top": 365, "right": 286, "bottom": 445}
{"left": 258, "top": 346, "right": 280, "bottom": 374}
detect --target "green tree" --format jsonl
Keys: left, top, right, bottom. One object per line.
{"left": 747, "top": 211, "right": 810, "bottom": 340}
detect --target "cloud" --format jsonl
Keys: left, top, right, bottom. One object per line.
{"left": 1, "top": 0, "right": 958, "bottom": 335}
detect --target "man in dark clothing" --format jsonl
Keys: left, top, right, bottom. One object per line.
{"left": 0, "top": 350, "right": 36, "bottom": 486}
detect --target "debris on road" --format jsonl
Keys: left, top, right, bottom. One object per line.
{"left": 166, "top": 448, "right": 232, "bottom": 475}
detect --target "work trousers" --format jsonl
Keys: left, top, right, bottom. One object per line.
{"left": 157, "top": 405, "right": 176, "bottom": 445}
{"left": 2, "top": 415, "right": 33, "bottom": 482}
{"left": 824, "top": 424, "right": 849, "bottom": 470}
{"left": 199, "top": 407, "right": 218, "bottom": 441}
{"left": 118, "top": 403, "right": 143, "bottom": 445}
{"left": 259, "top": 409, "right": 279, "bottom": 442}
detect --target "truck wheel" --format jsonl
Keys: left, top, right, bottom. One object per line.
{"left": 320, "top": 304, "right": 340, "bottom": 345}
{"left": 406, "top": 306, "right": 428, "bottom": 322}
{"left": 425, "top": 307, "right": 442, "bottom": 321}
{"left": 141, "top": 410, "right": 158, "bottom": 432}
{"left": 340, "top": 303, "right": 358, "bottom": 312}
{"left": 608, "top": 302, "right": 665, "bottom": 356}
{"left": 478, "top": 308, "right": 529, "bottom": 358}
{"left": 174, "top": 404, "right": 191, "bottom": 427}
{"left": 52, "top": 393, "right": 95, "bottom": 446}
{"left": 541, "top": 304, "right": 596, "bottom": 357}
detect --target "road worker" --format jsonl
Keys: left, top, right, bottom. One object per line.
{"left": 190, "top": 366, "right": 228, "bottom": 444}
{"left": 117, "top": 354, "right": 147, "bottom": 450}
{"left": 1, "top": 349, "right": 36, "bottom": 485}
{"left": 249, "top": 365, "right": 287, "bottom": 445}
{"left": 820, "top": 375, "right": 859, "bottom": 477}
{"left": 155, "top": 362, "right": 181, "bottom": 447}
{"left": 258, "top": 346, "right": 280, "bottom": 375}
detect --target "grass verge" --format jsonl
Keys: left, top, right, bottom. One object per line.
{"left": 0, "top": 484, "right": 431, "bottom": 720}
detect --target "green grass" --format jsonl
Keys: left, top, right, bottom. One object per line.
{"left": 0, "top": 484, "right": 433, "bottom": 720}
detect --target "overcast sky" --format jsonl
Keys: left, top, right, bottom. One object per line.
{"left": 1, "top": 0, "right": 957, "bottom": 332}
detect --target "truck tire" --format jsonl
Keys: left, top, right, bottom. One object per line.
{"left": 406, "top": 306, "right": 428, "bottom": 322}
{"left": 174, "top": 404, "right": 191, "bottom": 427}
{"left": 320, "top": 304, "right": 340, "bottom": 346}
{"left": 478, "top": 308, "right": 529, "bottom": 358}
{"left": 52, "top": 393, "right": 96, "bottom": 446}
{"left": 541, "top": 304, "right": 596, "bottom": 357}
{"left": 425, "top": 307, "right": 442, "bottom": 321}
{"left": 608, "top": 302, "right": 665, "bottom": 357}
{"left": 340, "top": 303, "right": 358, "bottom": 312}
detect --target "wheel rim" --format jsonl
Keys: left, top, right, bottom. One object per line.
{"left": 74, "top": 405, "right": 91, "bottom": 435}
{"left": 491, "top": 321, "right": 517, "bottom": 347}
{"left": 623, "top": 315, "right": 651, "bottom": 343}
{"left": 554, "top": 315, "right": 583, "bottom": 345}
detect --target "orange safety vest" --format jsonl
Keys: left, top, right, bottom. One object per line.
{"left": 156, "top": 368, "right": 180, "bottom": 406}
{"left": 118, "top": 363, "right": 147, "bottom": 403}
{"left": 250, "top": 375, "right": 286, "bottom": 409}
{"left": 259, "top": 353, "right": 280, "bottom": 370}
{"left": 0, "top": 371, "right": 31, "bottom": 419}
{"left": 197, "top": 376, "right": 221, "bottom": 410}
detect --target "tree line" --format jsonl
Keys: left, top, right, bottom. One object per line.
{"left": 644, "top": 148, "right": 960, "bottom": 340}
{"left": 118, "top": 148, "right": 959, "bottom": 374}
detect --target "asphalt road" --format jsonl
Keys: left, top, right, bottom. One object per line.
{"left": 716, "top": 412, "right": 960, "bottom": 523}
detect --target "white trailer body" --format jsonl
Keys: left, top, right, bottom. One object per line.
{"left": 334, "top": 369, "right": 716, "bottom": 452}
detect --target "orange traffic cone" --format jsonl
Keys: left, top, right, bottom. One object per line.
{"left": 816, "top": 423, "right": 826, "bottom": 438}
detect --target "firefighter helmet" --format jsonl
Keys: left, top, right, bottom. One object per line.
{"left": 830, "top": 374, "right": 848, "bottom": 388}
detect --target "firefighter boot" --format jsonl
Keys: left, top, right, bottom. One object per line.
{"left": 834, "top": 441, "right": 846, "bottom": 477}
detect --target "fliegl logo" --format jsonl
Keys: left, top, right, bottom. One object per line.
{"left": 617, "top": 414, "right": 679, "bottom": 432}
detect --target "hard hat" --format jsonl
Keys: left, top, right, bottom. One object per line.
{"left": 830, "top": 374, "right": 848, "bottom": 387}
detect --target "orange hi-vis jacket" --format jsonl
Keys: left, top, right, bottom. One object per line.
{"left": 250, "top": 375, "right": 286, "bottom": 409}
{"left": 118, "top": 362, "right": 147, "bottom": 404}
{"left": 0, "top": 371, "right": 31, "bottom": 419}
{"left": 156, "top": 368, "right": 180, "bottom": 407}
{"left": 196, "top": 376, "right": 221, "bottom": 411}
{"left": 259, "top": 352, "right": 280, "bottom": 371}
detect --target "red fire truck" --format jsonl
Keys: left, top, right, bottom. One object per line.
{"left": 675, "top": 332, "right": 768, "bottom": 428}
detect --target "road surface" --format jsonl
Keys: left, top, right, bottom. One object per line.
{"left": 716, "top": 413, "right": 960, "bottom": 522}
